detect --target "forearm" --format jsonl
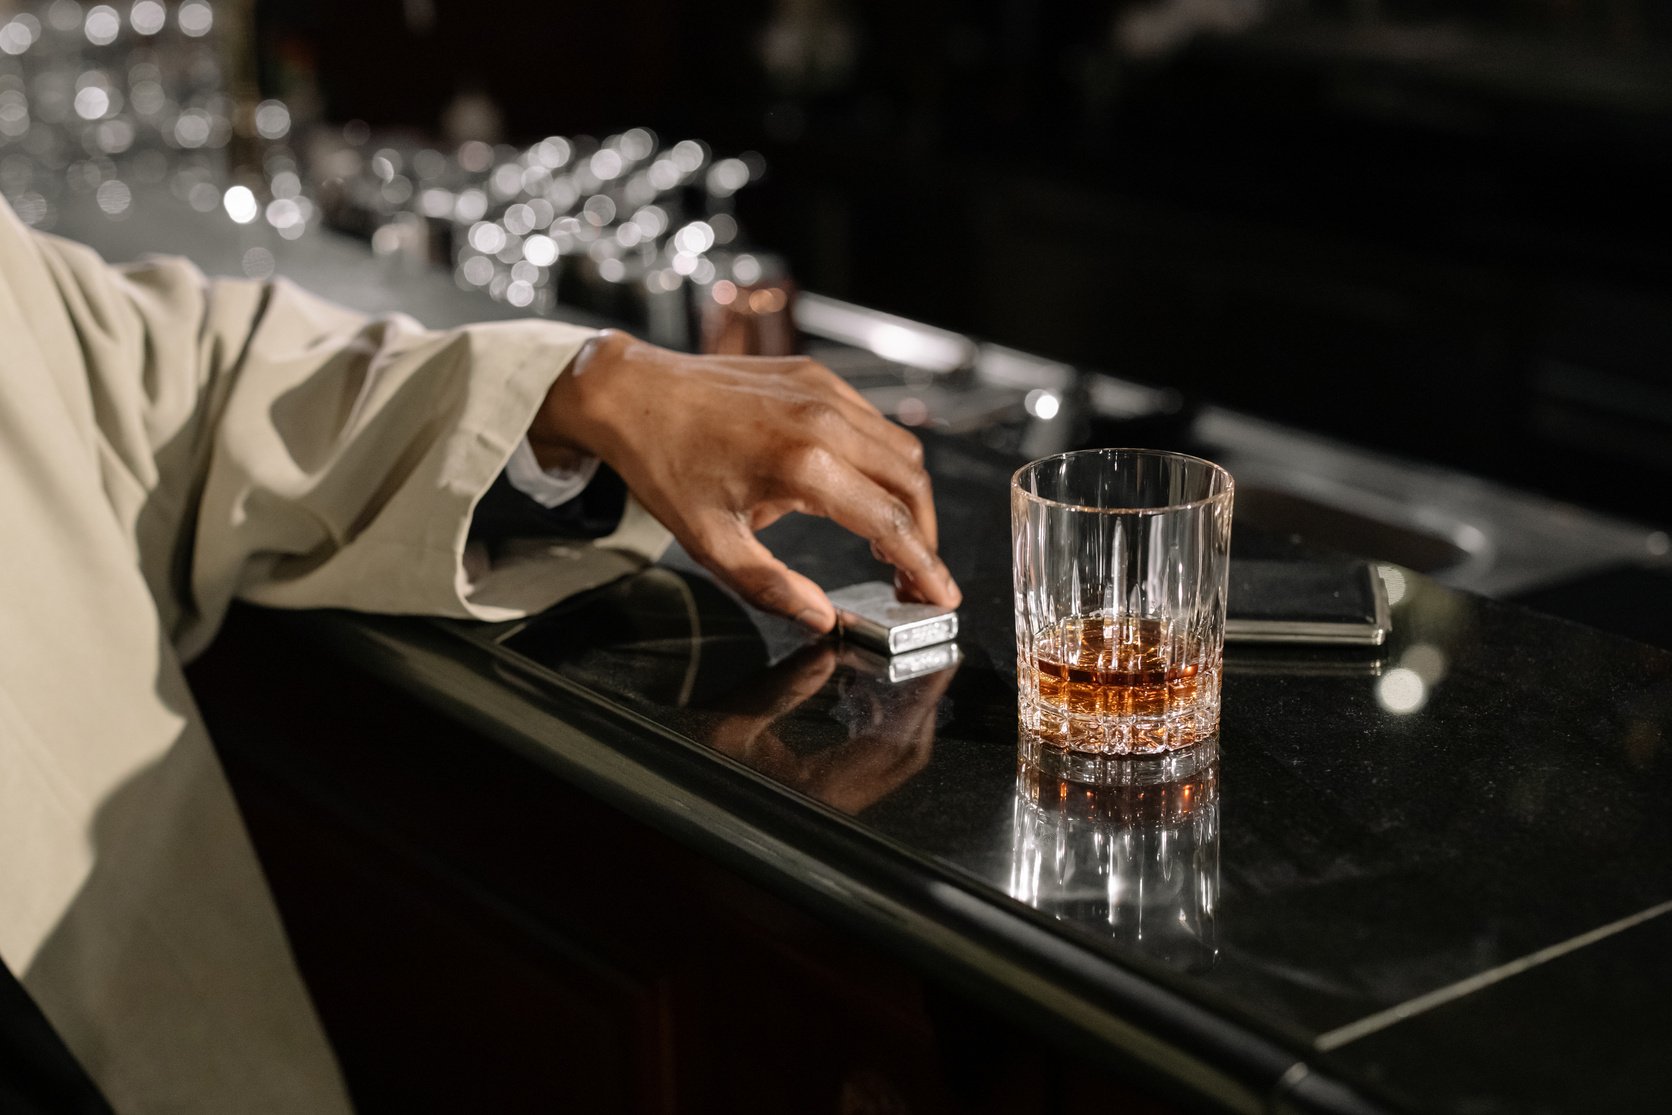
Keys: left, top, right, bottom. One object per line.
{"left": 4, "top": 199, "right": 664, "bottom": 658}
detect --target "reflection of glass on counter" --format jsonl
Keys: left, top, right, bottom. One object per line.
{"left": 1008, "top": 740, "right": 1219, "bottom": 973}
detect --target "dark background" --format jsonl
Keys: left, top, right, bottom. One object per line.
{"left": 254, "top": 0, "right": 1672, "bottom": 525}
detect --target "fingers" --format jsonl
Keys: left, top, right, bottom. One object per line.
{"left": 585, "top": 339, "right": 959, "bottom": 625}
{"left": 745, "top": 358, "right": 928, "bottom": 472}
{"left": 793, "top": 396, "right": 939, "bottom": 553}
{"left": 893, "top": 567, "right": 949, "bottom": 605}
{"left": 830, "top": 399, "right": 938, "bottom": 551}
{"left": 696, "top": 352, "right": 940, "bottom": 553}
{"left": 685, "top": 512, "right": 839, "bottom": 631}
{"left": 781, "top": 448, "right": 961, "bottom": 608}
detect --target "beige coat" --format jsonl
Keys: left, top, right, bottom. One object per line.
{"left": 0, "top": 193, "right": 667, "bottom": 1112}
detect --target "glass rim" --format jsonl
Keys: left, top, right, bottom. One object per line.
{"left": 1010, "top": 447, "right": 1235, "bottom": 516}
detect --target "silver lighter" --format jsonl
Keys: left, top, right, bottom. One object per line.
{"left": 826, "top": 581, "right": 959, "bottom": 656}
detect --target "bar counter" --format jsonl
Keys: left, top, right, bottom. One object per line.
{"left": 182, "top": 424, "right": 1672, "bottom": 1114}
{"left": 58, "top": 195, "right": 1672, "bottom": 1114}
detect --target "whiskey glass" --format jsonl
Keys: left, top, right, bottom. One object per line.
{"left": 1011, "top": 449, "right": 1234, "bottom": 755}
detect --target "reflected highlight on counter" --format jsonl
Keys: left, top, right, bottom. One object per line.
{"left": 1008, "top": 738, "right": 1219, "bottom": 973}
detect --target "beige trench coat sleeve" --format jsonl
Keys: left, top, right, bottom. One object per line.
{"left": 0, "top": 192, "right": 664, "bottom": 1114}
{"left": 17, "top": 208, "right": 666, "bottom": 658}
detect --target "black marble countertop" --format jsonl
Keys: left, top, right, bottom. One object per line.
{"left": 286, "top": 429, "right": 1672, "bottom": 1115}
{"left": 52, "top": 193, "right": 1672, "bottom": 1114}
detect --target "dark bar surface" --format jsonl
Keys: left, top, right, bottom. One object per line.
{"left": 270, "top": 429, "right": 1671, "bottom": 1115}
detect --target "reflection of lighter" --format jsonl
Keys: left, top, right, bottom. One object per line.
{"left": 827, "top": 581, "right": 959, "bottom": 656}
{"left": 842, "top": 641, "right": 963, "bottom": 684}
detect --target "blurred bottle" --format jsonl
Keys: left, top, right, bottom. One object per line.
{"left": 700, "top": 252, "right": 797, "bottom": 356}
{"left": 217, "top": 0, "right": 264, "bottom": 188}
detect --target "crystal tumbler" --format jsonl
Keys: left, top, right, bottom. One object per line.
{"left": 1012, "top": 448, "right": 1234, "bottom": 754}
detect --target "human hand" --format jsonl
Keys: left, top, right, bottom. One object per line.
{"left": 529, "top": 330, "right": 961, "bottom": 631}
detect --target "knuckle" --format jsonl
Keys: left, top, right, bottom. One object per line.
{"left": 792, "top": 399, "right": 840, "bottom": 429}
{"left": 784, "top": 441, "right": 835, "bottom": 483}
{"left": 885, "top": 499, "right": 916, "bottom": 536}
{"left": 903, "top": 437, "right": 926, "bottom": 468}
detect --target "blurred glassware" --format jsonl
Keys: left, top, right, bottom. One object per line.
{"left": 0, "top": 0, "right": 299, "bottom": 245}
{"left": 0, "top": 2, "right": 778, "bottom": 344}
{"left": 701, "top": 267, "right": 797, "bottom": 357}
{"left": 306, "top": 115, "right": 775, "bottom": 341}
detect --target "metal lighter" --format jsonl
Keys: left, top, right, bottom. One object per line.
{"left": 826, "top": 581, "right": 959, "bottom": 657}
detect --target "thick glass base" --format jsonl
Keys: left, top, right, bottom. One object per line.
{"left": 1017, "top": 727, "right": 1219, "bottom": 787}
{"left": 1017, "top": 667, "right": 1221, "bottom": 756}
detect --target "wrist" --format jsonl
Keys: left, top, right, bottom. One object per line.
{"left": 528, "top": 330, "right": 631, "bottom": 468}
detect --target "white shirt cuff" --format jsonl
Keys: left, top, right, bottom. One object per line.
{"left": 504, "top": 439, "right": 600, "bottom": 508}
{"left": 503, "top": 334, "right": 603, "bottom": 508}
